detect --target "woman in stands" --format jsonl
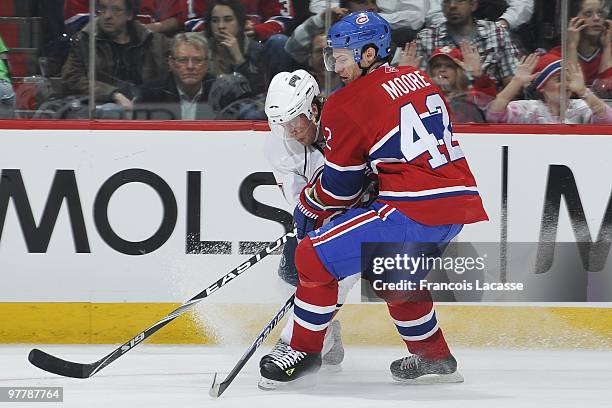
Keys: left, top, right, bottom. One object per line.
{"left": 486, "top": 52, "right": 612, "bottom": 124}
{"left": 551, "top": 0, "right": 611, "bottom": 97}
{"left": 204, "top": 0, "right": 265, "bottom": 95}
{"left": 399, "top": 41, "right": 497, "bottom": 123}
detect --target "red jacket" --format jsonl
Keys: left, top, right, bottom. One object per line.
{"left": 187, "top": 0, "right": 293, "bottom": 39}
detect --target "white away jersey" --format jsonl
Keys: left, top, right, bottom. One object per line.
{"left": 264, "top": 124, "right": 325, "bottom": 207}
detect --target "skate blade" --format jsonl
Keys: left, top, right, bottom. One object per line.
{"left": 258, "top": 373, "right": 318, "bottom": 391}
{"left": 392, "top": 370, "right": 464, "bottom": 384}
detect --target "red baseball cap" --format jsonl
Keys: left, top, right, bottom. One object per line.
{"left": 429, "top": 46, "right": 463, "bottom": 66}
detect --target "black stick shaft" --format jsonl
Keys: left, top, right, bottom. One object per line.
{"left": 29, "top": 230, "right": 296, "bottom": 378}
{"left": 210, "top": 294, "right": 295, "bottom": 398}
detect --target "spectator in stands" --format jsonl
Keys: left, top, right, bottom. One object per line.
{"left": 454, "top": 0, "right": 535, "bottom": 53}
{"left": 204, "top": 0, "right": 266, "bottom": 95}
{"left": 309, "top": 1, "right": 446, "bottom": 38}
{"left": 243, "top": 0, "right": 298, "bottom": 80}
{"left": 285, "top": 0, "right": 379, "bottom": 69}
{"left": 486, "top": 52, "right": 612, "bottom": 123}
{"left": 208, "top": 72, "right": 266, "bottom": 119}
{"left": 433, "top": 0, "right": 535, "bottom": 31}
{"left": 186, "top": 0, "right": 293, "bottom": 36}
{"left": 140, "top": 0, "right": 186, "bottom": 34}
{"left": 65, "top": 0, "right": 185, "bottom": 36}
{"left": 0, "top": 34, "right": 15, "bottom": 119}
{"left": 550, "top": 0, "right": 611, "bottom": 97}
{"left": 189, "top": 1, "right": 297, "bottom": 81}
{"left": 416, "top": 0, "right": 520, "bottom": 88}
{"left": 400, "top": 41, "right": 497, "bottom": 122}
{"left": 309, "top": 33, "right": 342, "bottom": 94}
{"left": 61, "top": 0, "right": 169, "bottom": 114}
{"left": 37, "top": 0, "right": 70, "bottom": 77}
{"left": 137, "top": 33, "right": 216, "bottom": 120}
{"left": 184, "top": 0, "right": 209, "bottom": 31}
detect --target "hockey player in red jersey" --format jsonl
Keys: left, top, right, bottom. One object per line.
{"left": 259, "top": 11, "right": 488, "bottom": 389}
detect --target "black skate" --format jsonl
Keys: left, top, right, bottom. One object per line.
{"left": 259, "top": 339, "right": 290, "bottom": 368}
{"left": 321, "top": 320, "right": 344, "bottom": 368}
{"left": 258, "top": 347, "right": 321, "bottom": 390}
{"left": 390, "top": 354, "right": 464, "bottom": 384}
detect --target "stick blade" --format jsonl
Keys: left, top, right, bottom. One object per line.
{"left": 28, "top": 348, "right": 93, "bottom": 379}
{"left": 209, "top": 372, "right": 228, "bottom": 398}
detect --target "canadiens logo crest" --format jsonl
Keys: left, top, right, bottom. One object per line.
{"left": 356, "top": 14, "right": 369, "bottom": 25}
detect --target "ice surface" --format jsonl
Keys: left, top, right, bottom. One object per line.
{"left": 1, "top": 345, "right": 611, "bottom": 408}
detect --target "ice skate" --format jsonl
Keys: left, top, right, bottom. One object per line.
{"left": 258, "top": 347, "right": 321, "bottom": 390}
{"left": 259, "top": 339, "right": 291, "bottom": 368}
{"left": 321, "top": 320, "right": 344, "bottom": 370}
{"left": 390, "top": 354, "right": 464, "bottom": 384}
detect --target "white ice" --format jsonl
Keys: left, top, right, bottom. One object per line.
{"left": 1, "top": 345, "right": 611, "bottom": 408}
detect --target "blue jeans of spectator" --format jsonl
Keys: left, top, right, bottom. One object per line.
{"left": 0, "top": 80, "right": 15, "bottom": 119}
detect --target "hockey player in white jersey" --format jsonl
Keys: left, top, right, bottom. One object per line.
{"left": 260, "top": 70, "right": 360, "bottom": 387}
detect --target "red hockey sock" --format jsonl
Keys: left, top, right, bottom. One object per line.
{"left": 386, "top": 290, "right": 451, "bottom": 360}
{"left": 290, "top": 236, "right": 338, "bottom": 353}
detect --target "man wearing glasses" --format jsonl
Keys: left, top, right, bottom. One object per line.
{"left": 62, "top": 0, "right": 169, "bottom": 115}
{"left": 138, "top": 33, "right": 216, "bottom": 120}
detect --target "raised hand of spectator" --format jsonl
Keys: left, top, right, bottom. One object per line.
{"left": 514, "top": 53, "right": 539, "bottom": 86}
{"left": 217, "top": 29, "right": 246, "bottom": 65}
{"left": 568, "top": 16, "right": 587, "bottom": 48}
{"left": 398, "top": 41, "right": 421, "bottom": 68}
{"left": 488, "top": 53, "right": 539, "bottom": 115}
{"left": 324, "top": 7, "right": 349, "bottom": 24}
{"left": 601, "top": 20, "right": 612, "bottom": 49}
{"left": 457, "top": 41, "right": 482, "bottom": 78}
{"left": 567, "top": 61, "right": 587, "bottom": 95}
{"left": 112, "top": 92, "right": 134, "bottom": 112}
{"left": 245, "top": 20, "right": 255, "bottom": 38}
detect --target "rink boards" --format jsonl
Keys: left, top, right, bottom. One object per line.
{"left": 0, "top": 121, "right": 611, "bottom": 346}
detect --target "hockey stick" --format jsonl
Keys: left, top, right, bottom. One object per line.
{"left": 209, "top": 294, "right": 295, "bottom": 398}
{"left": 28, "top": 229, "right": 296, "bottom": 379}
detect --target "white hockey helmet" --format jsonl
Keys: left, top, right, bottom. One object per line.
{"left": 265, "top": 70, "right": 320, "bottom": 125}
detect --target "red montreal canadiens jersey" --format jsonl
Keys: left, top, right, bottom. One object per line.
{"left": 550, "top": 45, "right": 612, "bottom": 86}
{"left": 242, "top": 0, "right": 294, "bottom": 39}
{"left": 65, "top": 0, "right": 185, "bottom": 25}
{"left": 315, "top": 65, "right": 488, "bottom": 226}
{"left": 186, "top": 0, "right": 292, "bottom": 38}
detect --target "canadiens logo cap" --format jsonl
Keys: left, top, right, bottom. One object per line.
{"left": 429, "top": 46, "right": 463, "bottom": 66}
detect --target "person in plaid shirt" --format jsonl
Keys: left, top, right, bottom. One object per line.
{"left": 415, "top": 0, "right": 519, "bottom": 88}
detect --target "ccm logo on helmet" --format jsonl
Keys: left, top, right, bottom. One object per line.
{"left": 356, "top": 14, "right": 369, "bottom": 24}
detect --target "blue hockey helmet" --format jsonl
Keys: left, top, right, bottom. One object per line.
{"left": 324, "top": 11, "right": 391, "bottom": 71}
